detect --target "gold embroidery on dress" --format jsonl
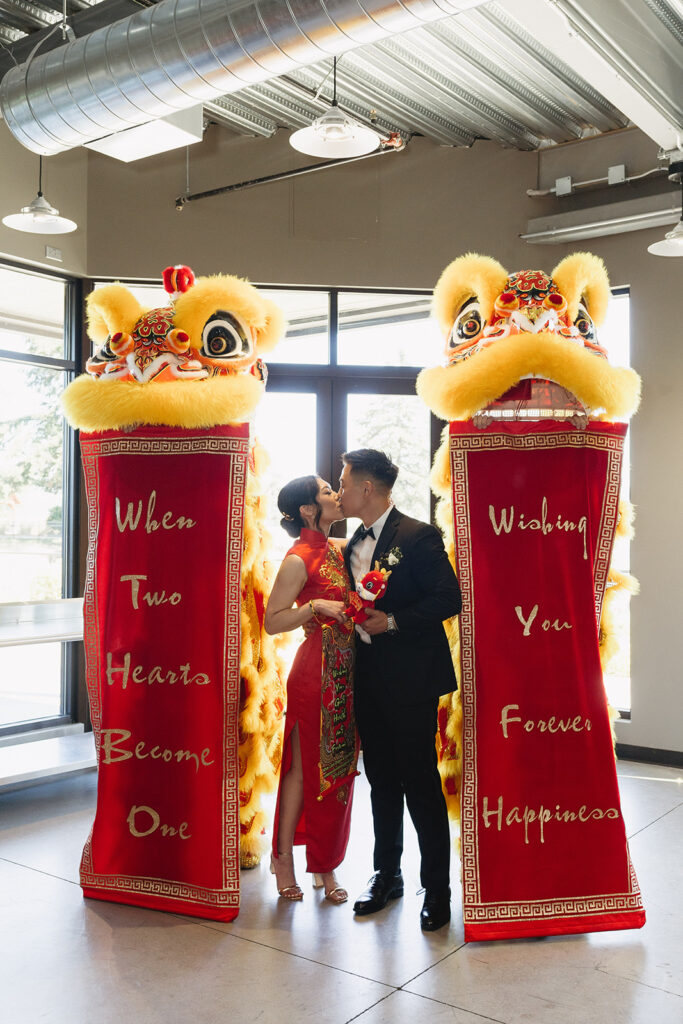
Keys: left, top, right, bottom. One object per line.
{"left": 319, "top": 543, "right": 348, "bottom": 595}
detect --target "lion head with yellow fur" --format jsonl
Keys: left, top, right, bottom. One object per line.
{"left": 417, "top": 252, "right": 640, "bottom": 424}
{"left": 62, "top": 264, "right": 285, "bottom": 432}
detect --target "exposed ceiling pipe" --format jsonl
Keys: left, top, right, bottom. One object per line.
{"left": 0, "top": 0, "right": 478, "bottom": 156}
{"left": 526, "top": 164, "right": 668, "bottom": 197}
{"left": 175, "top": 133, "right": 406, "bottom": 210}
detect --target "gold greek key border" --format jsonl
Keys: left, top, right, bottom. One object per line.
{"left": 222, "top": 449, "right": 246, "bottom": 888}
{"left": 80, "top": 435, "right": 249, "bottom": 458}
{"left": 446, "top": 429, "right": 625, "bottom": 453}
{"left": 80, "top": 871, "right": 239, "bottom": 906}
{"left": 451, "top": 447, "right": 481, "bottom": 901}
{"left": 450, "top": 424, "right": 639, "bottom": 924}
{"left": 80, "top": 428, "right": 248, "bottom": 900}
{"left": 593, "top": 445, "right": 623, "bottom": 627}
{"left": 464, "top": 890, "right": 644, "bottom": 922}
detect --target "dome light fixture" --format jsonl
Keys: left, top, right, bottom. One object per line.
{"left": 648, "top": 160, "right": 683, "bottom": 257}
{"left": 2, "top": 157, "right": 77, "bottom": 235}
{"left": 290, "top": 57, "right": 380, "bottom": 159}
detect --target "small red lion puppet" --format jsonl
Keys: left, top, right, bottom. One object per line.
{"left": 344, "top": 562, "right": 391, "bottom": 643}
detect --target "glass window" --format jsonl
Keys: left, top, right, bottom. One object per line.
{"left": 0, "top": 263, "right": 71, "bottom": 731}
{"left": 261, "top": 289, "right": 329, "bottom": 365}
{"left": 338, "top": 292, "right": 441, "bottom": 367}
{"left": 93, "top": 281, "right": 168, "bottom": 309}
{"left": 0, "top": 362, "right": 65, "bottom": 604}
{"left": 0, "top": 267, "right": 66, "bottom": 360}
{"left": 252, "top": 391, "right": 318, "bottom": 563}
{"left": 346, "top": 393, "right": 431, "bottom": 523}
{"left": 599, "top": 290, "right": 631, "bottom": 712}
{"left": 0, "top": 643, "right": 62, "bottom": 727}
{"left": 600, "top": 291, "right": 631, "bottom": 530}
{"left": 92, "top": 283, "right": 330, "bottom": 366}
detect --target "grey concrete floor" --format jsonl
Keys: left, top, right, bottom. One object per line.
{"left": 1, "top": 758, "right": 681, "bottom": 1023}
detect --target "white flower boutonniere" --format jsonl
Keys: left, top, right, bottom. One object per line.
{"left": 379, "top": 546, "right": 403, "bottom": 570}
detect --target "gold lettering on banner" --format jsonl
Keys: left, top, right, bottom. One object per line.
{"left": 489, "top": 497, "right": 588, "bottom": 559}
{"left": 482, "top": 795, "right": 503, "bottom": 831}
{"left": 115, "top": 490, "right": 197, "bottom": 534}
{"left": 101, "top": 728, "right": 214, "bottom": 773}
{"left": 127, "top": 805, "right": 191, "bottom": 839}
{"left": 514, "top": 604, "right": 572, "bottom": 637}
{"left": 105, "top": 652, "right": 210, "bottom": 689}
{"left": 482, "top": 795, "right": 619, "bottom": 844}
{"left": 119, "top": 574, "right": 182, "bottom": 609}
{"left": 500, "top": 704, "right": 591, "bottom": 738}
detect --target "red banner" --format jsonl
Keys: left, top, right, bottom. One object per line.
{"left": 79, "top": 424, "right": 249, "bottom": 921}
{"left": 450, "top": 421, "right": 645, "bottom": 940}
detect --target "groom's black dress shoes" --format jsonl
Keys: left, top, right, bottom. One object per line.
{"left": 420, "top": 888, "right": 451, "bottom": 931}
{"left": 353, "top": 871, "right": 404, "bottom": 915}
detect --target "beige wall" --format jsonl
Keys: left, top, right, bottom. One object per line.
{"left": 0, "top": 121, "right": 87, "bottom": 276}
{"left": 85, "top": 128, "right": 558, "bottom": 286}
{"left": 1, "top": 119, "right": 681, "bottom": 753}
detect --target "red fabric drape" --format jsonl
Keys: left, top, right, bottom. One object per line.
{"left": 450, "top": 421, "right": 645, "bottom": 940}
{"left": 79, "top": 424, "right": 249, "bottom": 921}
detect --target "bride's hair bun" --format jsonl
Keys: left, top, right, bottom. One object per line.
{"left": 277, "top": 475, "right": 320, "bottom": 538}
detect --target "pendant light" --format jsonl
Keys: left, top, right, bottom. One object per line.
{"left": 648, "top": 161, "right": 683, "bottom": 257}
{"left": 2, "top": 156, "right": 77, "bottom": 234}
{"left": 289, "top": 58, "right": 380, "bottom": 159}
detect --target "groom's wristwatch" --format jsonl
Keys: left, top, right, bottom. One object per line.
{"left": 385, "top": 613, "right": 398, "bottom": 634}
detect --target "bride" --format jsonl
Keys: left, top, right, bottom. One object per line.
{"left": 265, "top": 475, "right": 358, "bottom": 903}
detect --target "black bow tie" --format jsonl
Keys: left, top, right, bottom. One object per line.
{"left": 357, "top": 525, "right": 375, "bottom": 541}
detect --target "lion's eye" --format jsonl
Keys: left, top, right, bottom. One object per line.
{"left": 201, "top": 311, "right": 253, "bottom": 360}
{"left": 449, "top": 300, "right": 483, "bottom": 346}
{"left": 574, "top": 302, "right": 596, "bottom": 342}
{"left": 92, "top": 337, "right": 119, "bottom": 362}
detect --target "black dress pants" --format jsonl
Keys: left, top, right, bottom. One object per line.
{"left": 355, "top": 679, "right": 451, "bottom": 891}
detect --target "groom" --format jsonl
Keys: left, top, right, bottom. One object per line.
{"left": 339, "top": 449, "right": 461, "bottom": 931}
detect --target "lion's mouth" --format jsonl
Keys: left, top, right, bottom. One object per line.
{"left": 448, "top": 317, "right": 606, "bottom": 367}
{"left": 473, "top": 378, "right": 588, "bottom": 429}
{"left": 85, "top": 352, "right": 210, "bottom": 383}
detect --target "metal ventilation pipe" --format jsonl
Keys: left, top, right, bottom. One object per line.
{"left": 0, "top": 0, "right": 470, "bottom": 156}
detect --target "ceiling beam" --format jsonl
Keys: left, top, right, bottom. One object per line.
{"left": 500, "top": 0, "right": 683, "bottom": 153}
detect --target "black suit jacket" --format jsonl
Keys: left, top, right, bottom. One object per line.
{"left": 344, "top": 507, "right": 461, "bottom": 705}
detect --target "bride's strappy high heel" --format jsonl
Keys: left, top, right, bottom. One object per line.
{"left": 271, "top": 852, "right": 303, "bottom": 901}
{"left": 313, "top": 872, "right": 348, "bottom": 904}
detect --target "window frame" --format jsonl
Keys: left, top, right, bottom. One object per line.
{"left": 0, "top": 258, "right": 83, "bottom": 738}
{"left": 87, "top": 277, "right": 631, "bottom": 714}
{"left": 262, "top": 285, "right": 441, "bottom": 528}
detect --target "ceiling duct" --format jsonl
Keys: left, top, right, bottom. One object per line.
{"left": 0, "top": 0, "right": 474, "bottom": 156}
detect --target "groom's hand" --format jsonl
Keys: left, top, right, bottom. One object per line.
{"left": 362, "top": 609, "right": 389, "bottom": 635}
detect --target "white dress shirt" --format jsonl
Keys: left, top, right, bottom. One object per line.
{"left": 349, "top": 504, "right": 393, "bottom": 585}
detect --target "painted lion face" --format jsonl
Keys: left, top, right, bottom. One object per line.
{"left": 62, "top": 265, "right": 285, "bottom": 432}
{"left": 446, "top": 268, "right": 605, "bottom": 367}
{"left": 417, "top": 252, "right": 640, "bottom": 423}
{"left": 85, "top": 265, "right": 279, "bottom": 385}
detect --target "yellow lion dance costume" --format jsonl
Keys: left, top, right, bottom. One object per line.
{"left": 418, "top": 252, "right": 645, "bottom": 941}
{"left": 419, "top": 253, "right": 640, "bottom": 822}
{"left": 63, "top": 265, "right": 287, "bottom": 921}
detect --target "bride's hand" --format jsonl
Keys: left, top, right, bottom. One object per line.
{"left": 312, "top": 599, "right": 347, "bottom": 623}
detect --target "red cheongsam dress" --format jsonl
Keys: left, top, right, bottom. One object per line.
{"left": 272, "top": 528, "right": 359, "bottom": 873}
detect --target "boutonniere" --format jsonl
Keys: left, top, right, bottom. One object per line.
{"left": 378, "top": 546, "right": 402, "bottom": 570}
